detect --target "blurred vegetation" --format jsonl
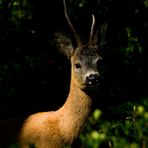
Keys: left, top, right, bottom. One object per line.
{"left": 79, "top": 98, "right": 148, "bottom": 148}
{"left": 0, "top": 0, "right": 147, "bottom": 147}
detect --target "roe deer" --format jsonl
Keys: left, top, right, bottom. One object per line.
{"left": 19, "top": 0, "right": 103, "bottom": 147}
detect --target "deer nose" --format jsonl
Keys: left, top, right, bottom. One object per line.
{"left": 85, "top": 74, "right": 100, "bottom": 86}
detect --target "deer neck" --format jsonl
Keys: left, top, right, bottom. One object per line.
{"left": 66, "top": 79, "right": 92, "bottom": 115}
{"left": 58, "top": 74, "right": 92, "bottom": 143}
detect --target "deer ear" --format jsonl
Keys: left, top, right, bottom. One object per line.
{"left": 54, "top": 32, "right": 75, "bottom": 59}
{"left": 100, "top": 23, "right": 108, "bottom": 46}
{"left": 89, "top": 31, "right": 98, "bottom": 47}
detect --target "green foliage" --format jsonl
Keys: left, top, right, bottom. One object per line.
{"left": 124, "top": 27, "right": 142, "bottom": 55}
{"left": 10, "top": 0, "right": 32, "bottom": 25}
{"left": 79, "top": 98, "right": 148, "bottom": 148}
{"left": 144, "top": 0, "right": 148, "bottom": 7}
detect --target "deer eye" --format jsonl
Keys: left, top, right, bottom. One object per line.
{"left": 75, "top": 62, "right": 82, "bottom": 69}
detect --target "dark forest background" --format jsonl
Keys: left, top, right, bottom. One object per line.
{"left": 0, "top": 0, "right": 148, "bottom": 147}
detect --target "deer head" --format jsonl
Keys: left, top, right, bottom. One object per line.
{"left": 55, "top": 0, "right": 103, "bottom": 91}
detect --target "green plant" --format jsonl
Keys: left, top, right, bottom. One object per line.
{"left": 79, "top": 98, "right": 148, "bottom": 148}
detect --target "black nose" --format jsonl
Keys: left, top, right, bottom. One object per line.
{"left": 85, "top": 74, "right": 100, "bottom": 86}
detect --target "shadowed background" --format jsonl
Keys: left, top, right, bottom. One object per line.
{"left": 0, "top": 0, "right": 147, "bottom": 147}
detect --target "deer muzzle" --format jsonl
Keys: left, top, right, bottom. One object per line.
{"left": 85, "top": 73, "right": 100, "bottom": 87}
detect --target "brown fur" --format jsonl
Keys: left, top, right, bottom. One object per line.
{"left": 19, "top": 57, "right": 92, "bottom": 148}
{"left": 19, "top": 0, "right": 100, "bottom": 147}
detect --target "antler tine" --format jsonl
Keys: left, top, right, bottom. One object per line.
{"left": 89, "top": 14, "right": 95, "bottom": 44}
{"left": 63, "top": 0, "right": 82, "bottom": 46}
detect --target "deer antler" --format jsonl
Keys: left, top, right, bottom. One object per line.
{"left": 90, "top": 14, "right": 95, "bottom": 42}
{"left": 88, "top": 14, "right": 98, "bottom": 46}
{"left": 63, "top": 0, "right": 82, "bottom": 46}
